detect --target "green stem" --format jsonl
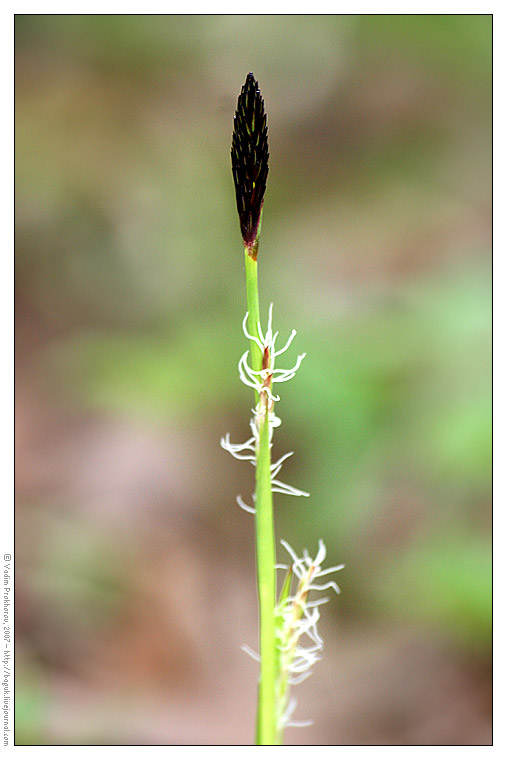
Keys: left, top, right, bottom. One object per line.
{"left": 244, "top": 250, "right": 262, "bottom": 375}
{"left": 244, "top": 248, "right": 278, "bottom": 745}
{"left": 255, "top": 408, "right": 278, "bottom": 744}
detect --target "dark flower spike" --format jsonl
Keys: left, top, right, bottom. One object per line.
{"left": 232, "top": 73, "right": 269, "bottom": 258}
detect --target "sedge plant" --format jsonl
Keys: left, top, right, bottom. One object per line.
{"left": 221, "top": 73, "right": 344, "bottom": 746}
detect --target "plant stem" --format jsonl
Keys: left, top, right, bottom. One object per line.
{"left": 255, "top": 409, "right": 278, "bottom": 745}
{"left": 244, "top": 249, "right": 262, "bottom": 376}
{"left": 244, "top": 247, "right": 278, "bottom": 745}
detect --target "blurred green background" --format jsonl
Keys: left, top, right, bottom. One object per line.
{"left": 15, "top": 14, "right": 491, "bottom": 745}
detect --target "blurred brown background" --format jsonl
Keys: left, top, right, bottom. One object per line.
{"left": 15, "top": 15, "right": 492, "bottom": 745}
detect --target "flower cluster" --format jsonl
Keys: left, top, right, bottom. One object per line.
{"left": 220, "top": 304, "right": 308, "bottom": 513}
{"left": 231, "top": 73, "right": 269, "bottom": 254}
{"left": 243, "top": 540, "right": 344, "bottom": 730}
{"left": 221, "top": 304, "right": 344, "bottom": 733}
{"left": 274, "top": 540, "right": 344, "bottom": 729}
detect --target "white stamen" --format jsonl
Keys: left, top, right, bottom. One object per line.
{"left": 308, "top": 580, "right": 341, "bottom": 594}
{"left": 313, "top": 564, "right": 346, "bottom": 577}
{"left": 286, "top": 718, "right": 314, "bottom": 728}
{"left": 274, "top": 329, "right": 297, "bottom": 358}
{"left": 236, "top": 495, "right": 256, "bottom": 514}
{"left": 241, "top": 644, "right": 260, "bottom": 662}
{"left": 270, "top": 451, "right": 294, "bottom": 477}
{"left": 271, "top": 480, "right": 310, "bottom": 497}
